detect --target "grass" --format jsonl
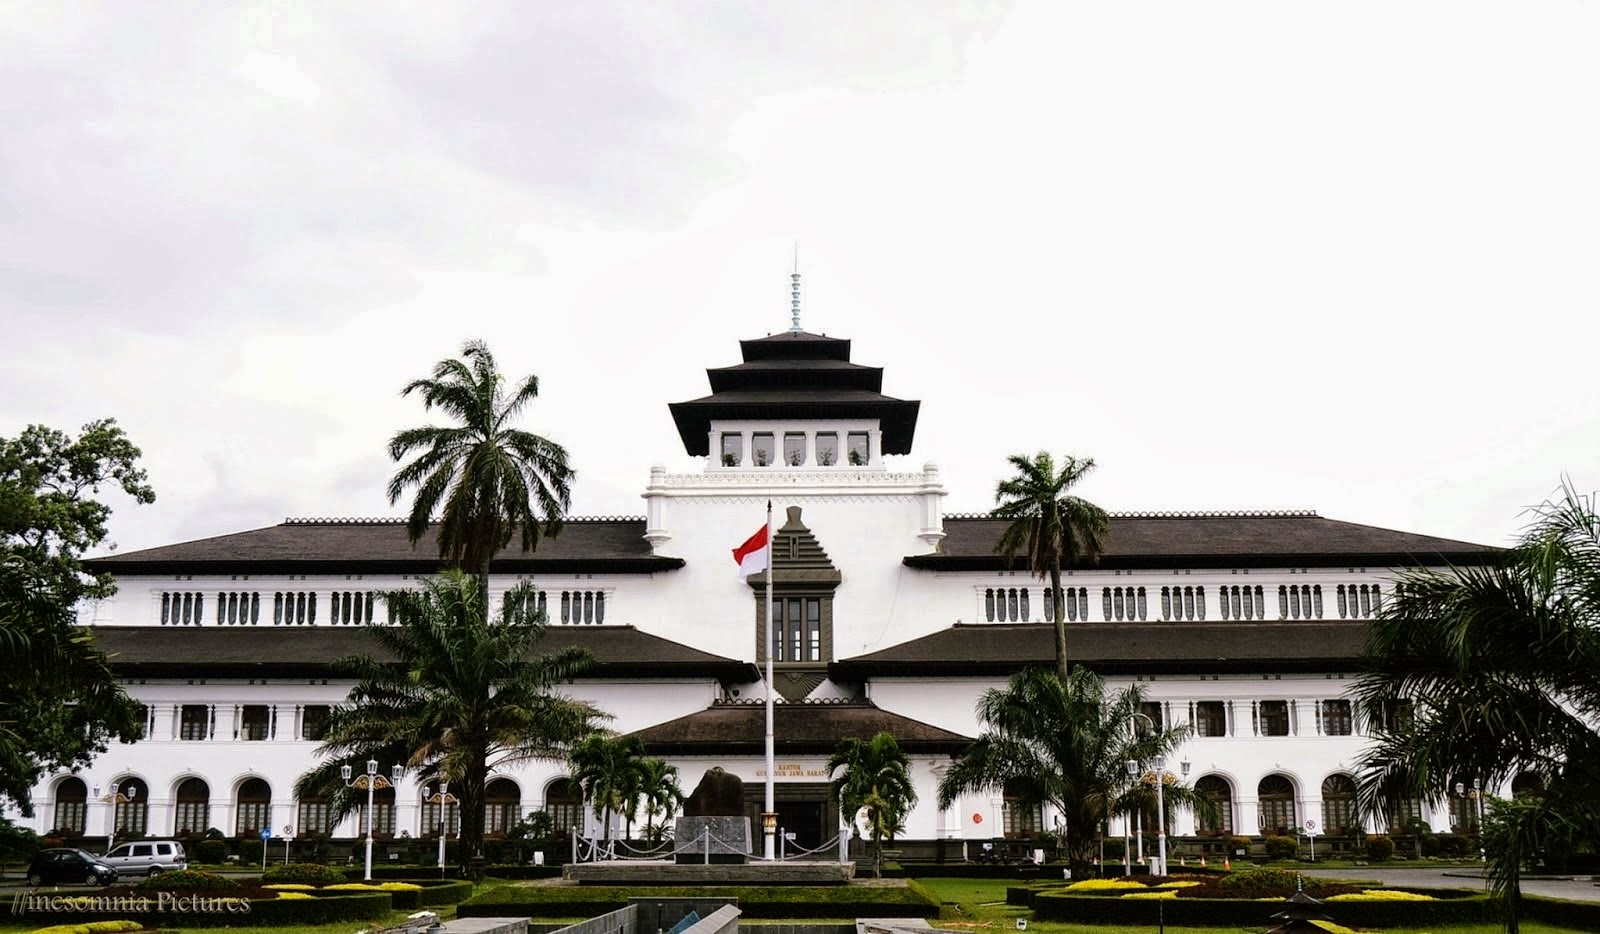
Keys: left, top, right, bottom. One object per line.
{"left": 916, "top": 877, "right": 1593, "bottom": 934}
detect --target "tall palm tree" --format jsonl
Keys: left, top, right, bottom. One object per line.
{"left": 294, "top": 571, "right": 605, "bottom": 868}
{"left": 637, "top": 758, "right": 686, "bottom": 844}
{"left": 1354, "top": 482, "right": 1600, "bottom": 932}
{"left": 993, "top": 453, "right": 1110, "bottom": 678}
{"left": 937, "top": 666, "right": 1207, "bottom": 881}
{"left": 569, "top": 733, "right": 648, "bottom": 844}
{"left": 387, "top": 340, "right": 574, "bottom": 620}
{"left": 828, "top": 731, "right": 918, "bottom": 878}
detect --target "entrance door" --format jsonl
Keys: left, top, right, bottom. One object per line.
{"left": 744, "top": 782, "right": 835, "bottom": 857}
{"left": 776, "top": 800, "right": 826, "bottom": 853}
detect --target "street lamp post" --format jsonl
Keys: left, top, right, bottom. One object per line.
{"left": 422, "top": 783, "right": 459, "bottom": 879}
{"left": 341, "top": 760, "right": 403, "bottom": 881}
{"left": 95, "top": 783, "right": 138, "bottom": 853}
{"left": 1454, "top": 780, "right": 1487, "bottom": 862}
{"left": 1127, "top": 713, "right": 1188, "bottom": 877}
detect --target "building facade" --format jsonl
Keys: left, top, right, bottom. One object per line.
{"left": 25, "top": 324, "right": 1500, "bottom": 859}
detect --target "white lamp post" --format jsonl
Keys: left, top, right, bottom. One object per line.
{"left": 422, "top": 782, "right": 459, "bottom": 879}
{"left": 97, "top": 782, "right": 138, "bottom": 853}
{"left": 1127, "top": 711, "right": 1174, "bottom": 876}
{"left": 341, "top": 760, "right": 403, "bottom": 881}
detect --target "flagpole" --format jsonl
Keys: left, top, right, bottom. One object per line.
{"left": 763, "top": 499, "right": 777, "bottom": 861}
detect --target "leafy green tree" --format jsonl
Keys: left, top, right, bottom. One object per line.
{"left": 637, "top": 757, "right": 686, "bottom": 844}
{"left": 569, "top": 733, "right": 648, "bottom": 843}
{"left": 294, "top": 571, "right": 604, "bottom": 867}
{"left": 937, "top": 666, "right": 1207, "bottom": 881}
{"left": 828, "top": 731, "right": 917, "bottom": 878}
{"left": 1, "top": 419, "right": 153, "bottom": 814}
{"left": 992, "top": 453, "right": 1109, "bottom": 678}
{"left": 1354, "top": 481, "right": 1600, "bottom": 932}
{"left": 387, "top": 340, "right": 575, "bottom": 621}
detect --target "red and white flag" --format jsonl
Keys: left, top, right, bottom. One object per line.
{"left": 732, "top": 524, "right": 770, "bottom": 580}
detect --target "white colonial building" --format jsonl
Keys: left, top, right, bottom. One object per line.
{"left": 26, "top": 320, "right": 1502, "bottom": 862}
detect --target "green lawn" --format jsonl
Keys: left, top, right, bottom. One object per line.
{"left": 915, "top": 876, "right": 1590, "bottom": 934}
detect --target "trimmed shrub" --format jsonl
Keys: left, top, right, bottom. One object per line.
{"left": 134, "top": 869, "right": 238, "bottom": 892}
{"left": 1227, "top": 835, "right": 1252, "bottom": 856}
{"left": 1326, "top": 889, "right": 1436, "bottom": 901}
{"left": 1436, "top": 832, "right": 1470, "bottom": 857}
{"left": 262, "top": 862, "right": 348, "bottom": 885}
{"left": 274, "top": 892, "right": 313, "bottom": 900}
{"left": 262, "top": 884, "right": 314, "bottom": 891}
{"left": 1034, "top": 890, "right": 1496, "bottom": 927}
{"left": 1365, "top": 834, "right": 1395, "bottom": 861}
{"left": 15, "top": 892, "right": 390, "bottom": 928}
{"left": 193, "top": 840, "right": 228, "bottom": 865}
{"left": 31, "top": 923, "right": 144, "bottom": 934}
{"left": 1263, "top": 836, "right": 1298, "bottom": 861}
{"left": 238, "top": 839, "right": 264, "bottom": 864}
{"left": 459, "top": 881, "right": 941, "bottom": 920}
{"left": 1063, "top": 878, "right": 1145, "bottom": 893}
{"left": 1100, "top": 838, "right": 1126, "bottom": 860}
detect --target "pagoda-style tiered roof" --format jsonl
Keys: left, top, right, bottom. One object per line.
{"left": 668, "top": 330, "right": 921, "bottom": 456}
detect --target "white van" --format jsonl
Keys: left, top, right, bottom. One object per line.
{"left": 101, "top": 840, "right": 188, "bottom": 877}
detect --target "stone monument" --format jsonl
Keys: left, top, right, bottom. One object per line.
{"left": 674, "top": 767, "right": 753, "bottom": 864}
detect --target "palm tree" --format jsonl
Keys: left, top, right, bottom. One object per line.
{"left": 992, "top": 453, "right": 1110, "bottom": 678}
{"left": 569, "top": 733, "right": 648, "bottom": 844}
{"left": 294, "top": 571, "right": 605, "bottom": 868}
{"left": 828, "top": 731, "right": 918, "bottom": 878}
{"left": 387, "top": 340, "right": 574, "bottom": 620}
{"left": 1354, "top": 482, "right": 1600, "bottom": 932}
{"left": 937, "top": 666, "right": 1207, "bottom": 881}
{"left": 637, "top": 758, "right": 686, "bottom": 845}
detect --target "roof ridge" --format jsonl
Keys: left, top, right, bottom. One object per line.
{"left": 943, "top": 509, "right": 1321, "bottom": 520}
{"left": 281, "top": 515, "right": 647, "bottom": 526}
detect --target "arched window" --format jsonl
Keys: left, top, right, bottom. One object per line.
{"left": 544, "top": 779, "right": 582, "bottom": 836}
{"left": 1320, "top": 775, "right": 1358, "bottom": 835}
{"left": 484, "top": 778, "right": 521, "bottom": 836}
{"left": 53, "top": 778, "right": 88, "bottom": 835}
{"left": 111, "top": 777, "right": 149, "bottom": 836}
{"left": 421, "top": 789, "right": 459, "bottom": 838}
{"left": 174, "top": 778, "right": 210, "bottom": 835}
{"left": 985, "top": 589, "right": 995, "bottom": 622}
{"left": 1002, "top": 778, "right": 1043, "bottom": 839}
{"left": 1511, "top": 773, "right": 1545, "bottom": 797}
{"left": 1195, "top": 775, "right": 1233, "bottom": 835}
{"left": 1385, "top": 795, "right": 1422, "bottom": 833}
{"left": 235, "top": 778, "right": 271, "bottom": 837}
{"left": 1257, "top": 775, "right": 1296, "bottom": 835}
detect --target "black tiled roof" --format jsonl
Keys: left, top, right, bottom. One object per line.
{"left": 630, "top": 700, "right": 971, "bottom": 754}
{"left": 829, "top": 621, "right": 1370, "bottom": 677}
{"left": 670, "top": 330, "right": 921, "bottom": 456}
{"left": 85, "top": 518, "right": 681, "bottom": 575}
{"left": 905, "top": 514, "right": 1498, "bottom": 570}
{"left": 89, "top": 625, "right": 757, "bottom": 681}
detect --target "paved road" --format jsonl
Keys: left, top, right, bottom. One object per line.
{"left": 1301, "top": 866, "right": 1600, "bottom": 902}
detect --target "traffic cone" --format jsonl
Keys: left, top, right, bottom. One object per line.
{"left": 1200, "top": 855, "right": 1207, "bottom": 867}
{"left": 1223, "top": 855, "right": 1231, "bottom": 870}
{"left": 1180, "top": 856, "right": 1187, "bottom": 867}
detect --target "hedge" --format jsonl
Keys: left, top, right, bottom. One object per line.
{"left": 1033, "top": 889, "right": 1496, "bottom": 928}
{"left": 316, "top": 879, "right": 474, "bottom": 909}
{"left": 12, "top": 891, "right": 392, "bottom": 927}
{"left": 1523, "top": 894, "right": 1600, "bottom": 930}
{"left": 343, "top": 864, "right": 562, "bottom": 881}
{"left": 263, "top": 863, "right": 349, "bottom": 885}
{"left": 459, "top": 882, "right": 941, "bottom": 920}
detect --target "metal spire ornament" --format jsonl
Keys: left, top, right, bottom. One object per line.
{"left": 788, "top": 244, "right": 803, "bottom": 333}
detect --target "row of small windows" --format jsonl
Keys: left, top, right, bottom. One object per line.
{"left": 1338, "top": 584, "right": 1380, "bottom": 619}
{"left": 721, "top": 431, "right": 869, "bottom": 468}
{"left": 978, "top": 582, "right": 1389, "bottom": 623}
{"left": 159, "top": 592, "right": 206, "bottom": 625}
{"left": 328, "top": 591, "right": 379, "bottom": 626}
{"left": 275, "top": 591, "right": 318, "bottom": 625}
{"left": 1219, "top": 585, "right": 1265, "bottom": 620}
{"left": 1161, "top": 586, "right": 1206, "bottom": 621}
{"left": 560, "top": 590, "right": 606, "bottom": 625}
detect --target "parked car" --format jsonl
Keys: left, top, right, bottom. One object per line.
{"left": 101, "top": 839, "right": 188, "bottom": 877}
{"left": 26, "top": 848, "right": 118, "bottom": 887}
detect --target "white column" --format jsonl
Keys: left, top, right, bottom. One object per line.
{"left": 868, "top": 428, "right": 883, "bottom": 467}
{"left": 805, "top": 430, "right": 815, "bottom": 467}
{"left": 1237, "top": 797, "right": 1260, "bottom": 839}
{"left": 643, "top": 465, "right": 671, "bottom": 550}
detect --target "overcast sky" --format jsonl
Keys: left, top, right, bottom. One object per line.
{"left": 3, "top": 1, "right": 1597, "bottom": 556}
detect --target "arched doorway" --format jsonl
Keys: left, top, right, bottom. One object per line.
{"left": 53, "top": 778, "right": 88, "bottom": 835}
{"left": 112, "top": 777, "right": 149, "bottom": 836}
{"left": 1194, "top": 775, "right": 1233, "bottom": 835}
{"left": 174, "top": 778, "right": 210, "bottom": 835}
{"left": 484, "top": 779, "right": 521, "bottom": 836}
{"left": 297, "top": 795, "right": 332, "bottom": 837}
{"left": 235, "top": 778, "right": 271, "bottom": 837}
{"left": 544, "top": 779, "right": 582, "bottom": 837}
{"left": 1320, "top": 775, "right": 1358, "bottom": 836}
{"left": 1257, "top": 775, "right": 1296, "bottom": 836}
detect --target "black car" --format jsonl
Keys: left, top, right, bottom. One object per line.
{"left": 26, "top": 848, "right": 118, "bottom": 887}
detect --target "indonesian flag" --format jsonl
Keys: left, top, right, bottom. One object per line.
{"left": 732, "top": 524, "right": 770, "bottom": 580}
